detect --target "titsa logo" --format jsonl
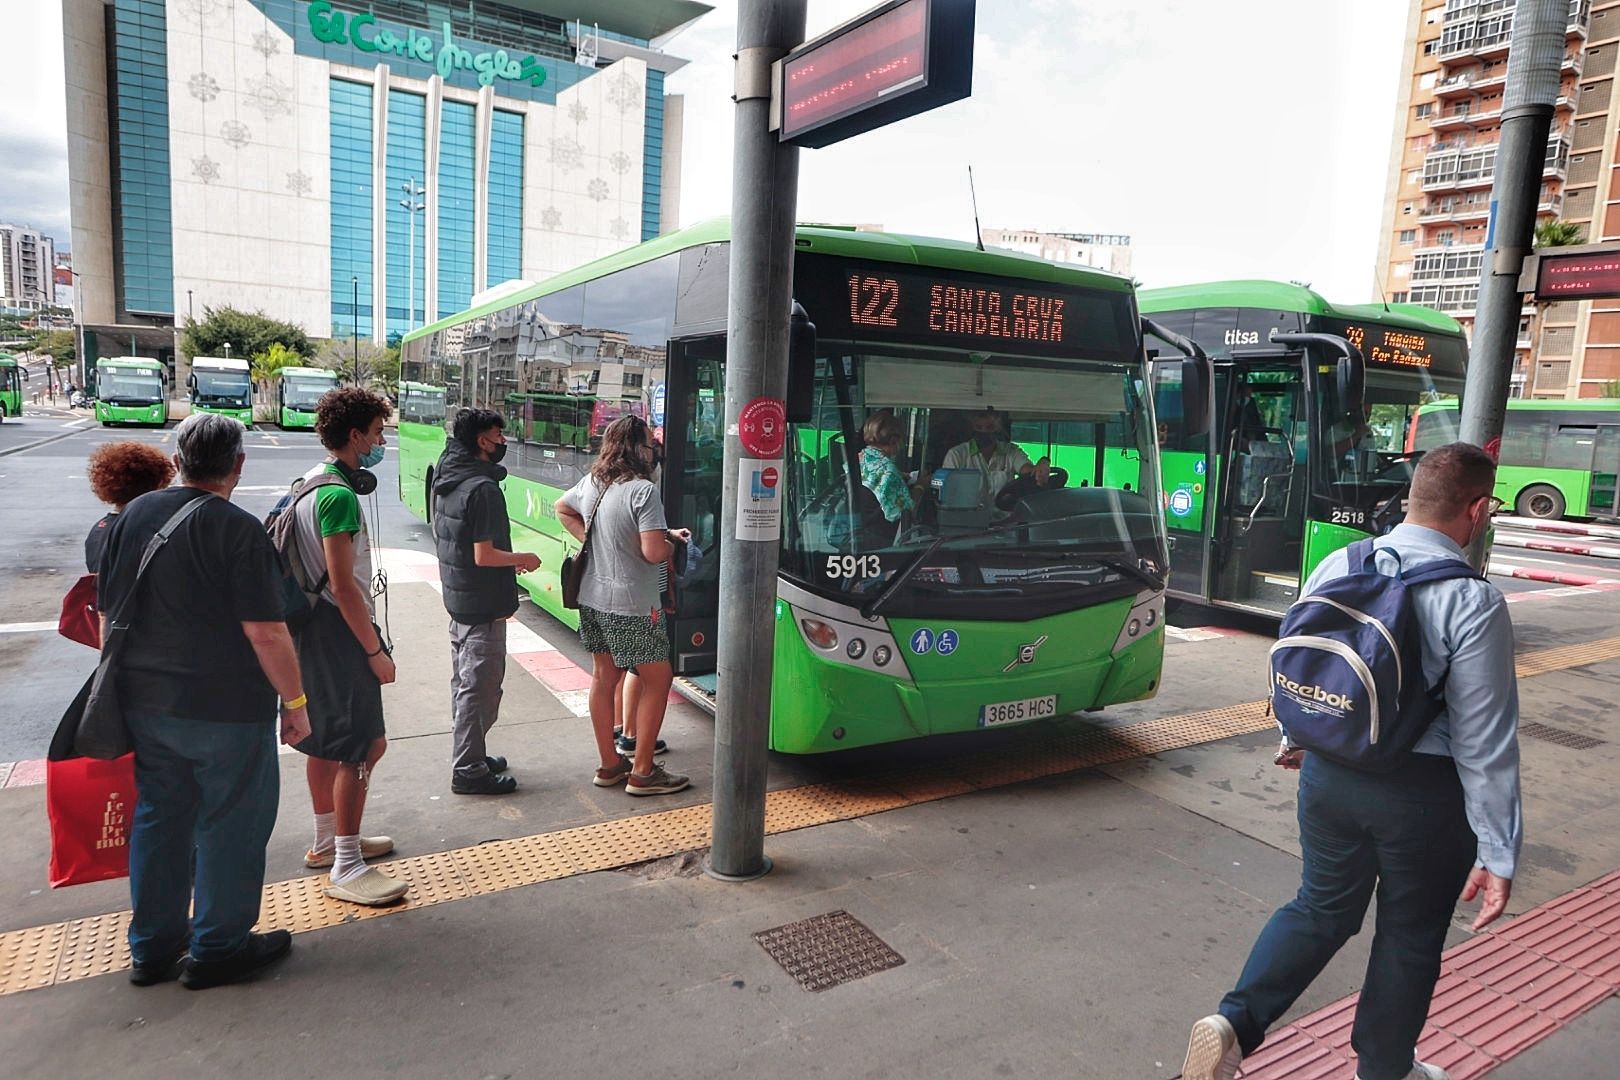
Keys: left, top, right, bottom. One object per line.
{"left": 1275, "top": 672, "right": 1354, "bottom": 712}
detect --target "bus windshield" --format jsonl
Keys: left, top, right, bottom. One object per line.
{"left": 1, "top": 365, "right": 18, "bottom": 393}
{"left": 283, "top": 377, "right": 334, "bottom": 409}
{"left": 99, "top": 372, "right": 163, "bottom": 404}
{"left": 193, "top": 371, "right": 251, "bottom": 406}
{"left": 782, "top": 347, "right": 1163, "bottom": 614}
{"left": 399, "top": 387, "right": 447, "bottom": 424}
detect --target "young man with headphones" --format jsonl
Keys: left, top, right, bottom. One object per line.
{"left": 291, "top": 387, "right": 407, "bottom": 907}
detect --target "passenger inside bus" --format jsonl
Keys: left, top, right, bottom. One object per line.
{"left": 859, "top": 411, "right": 928, "bottom": 524}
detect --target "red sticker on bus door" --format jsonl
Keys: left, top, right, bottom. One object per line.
{"left": 738, "top": 397, "right": 786, "bottom": 457}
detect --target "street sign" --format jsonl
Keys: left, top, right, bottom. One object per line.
{"left": 773, "top": 0, "right": 974, "bottom": 149}
{"left": 1518, "top": 242, "right": 1620, "bottom": 301}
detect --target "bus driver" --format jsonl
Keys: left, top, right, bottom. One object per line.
{"left": 941, "top": 408, "right": 1051, "bottom": 508}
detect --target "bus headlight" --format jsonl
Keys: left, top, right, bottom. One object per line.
{"left": 1113, "top": 591, "right": 1165, "bottom": 654}
{"left": 873, "top": 645, "right": 892, "bottom": 667}
{"left": 847, "top": 638, "right": 866, "bottom": 660}
{"left": 801, "top": 618, "right": 838, "bottom": 651}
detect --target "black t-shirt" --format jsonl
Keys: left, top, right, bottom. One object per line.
{"left": 84, "top": 511, "right": 118, "bottom": 574}
{"left": 96, "top": 487, "right": 285, "bottom": 723}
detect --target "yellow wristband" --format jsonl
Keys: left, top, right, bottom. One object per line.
{"left": 283, "top": 694, "right": 308, "bottom": 711}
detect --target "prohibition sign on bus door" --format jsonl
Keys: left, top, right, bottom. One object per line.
{"left": 738, "top": 397, "right": 787, "bottom": 457}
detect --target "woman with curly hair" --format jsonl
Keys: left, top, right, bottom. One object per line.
{"left": 85, "top": 441, "right": 176, "bottom": 572}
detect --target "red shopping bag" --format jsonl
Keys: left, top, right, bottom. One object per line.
{"left": 46, "top": 754, "right": 135, "bottom": 888}
{"left": 58, "top": 573, "right": 99, "bottom": 648}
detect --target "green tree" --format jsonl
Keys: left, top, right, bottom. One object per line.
{"left": 1533, "top": 220, "right": 1585, "bottom": 248}
{"left": 249, "top": 341, "right": 305, "bottom": 385}
{"left": 182, "top": 305, "right": 313, "bottom": 361}
{"left": 313, "top": 337, "right": 400, "bottom": 396}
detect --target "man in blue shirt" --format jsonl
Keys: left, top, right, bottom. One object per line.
{"left": 1181, "top": 442, "right": 1522, "bottom": 1080}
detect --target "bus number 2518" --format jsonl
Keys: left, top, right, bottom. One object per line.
{"left": 826, "top": 555, "right": 883, "bottom": 580}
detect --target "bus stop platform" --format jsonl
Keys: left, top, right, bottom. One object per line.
{"left": 2, "top": 552, "right": 1619, "bottom": 1078}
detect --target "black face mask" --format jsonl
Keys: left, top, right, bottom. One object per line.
{"left": 485, "top": 442, "right": 507, "bottom": 465}
{"left": 973, "top": 432, "right": 999, "bottom": 450}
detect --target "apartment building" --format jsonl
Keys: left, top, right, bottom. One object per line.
{"left": 982, "top": 229, "right": 1134, "bottom": 278}
{"left": 0, "top": 224, "right": 59, "bottom": 313}
{"left": 1374, "top": 0, "right": 1620, "bottom": 397}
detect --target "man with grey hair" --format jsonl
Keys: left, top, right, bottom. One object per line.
{"left": 96, "top": 413, "right": 313, "bottom": 990}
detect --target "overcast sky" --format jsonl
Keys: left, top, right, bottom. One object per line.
{"left": 2, "top": 1, "right": 1410, "bottom": 301}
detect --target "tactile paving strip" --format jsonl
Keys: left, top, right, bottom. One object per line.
{"left": 1237, "top": 870, "right": 1620, "bottom": 1080}
{"left": 753, "top": 910, "right": 905, "bottom": 992}
{"left": 1518, "top": 721, "right": 1606, "bottom": 751}
{"left": 3, "top": 635, "right": 1619, "bottom": 998}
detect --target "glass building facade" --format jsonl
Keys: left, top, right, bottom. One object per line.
{"left": 385, "top": 90, "right": 428, "bottom": 340}
{"left": 330, "top": 79, "right": 376, "bottom": 341}
{"left": 437, "top": 100, "right": 477, "bottom": 320}
{"left": 488, "top": 111, "right": 526, "bottom": 289}
{"left": 108, "top": 0, "right": 174, "bottom": 316}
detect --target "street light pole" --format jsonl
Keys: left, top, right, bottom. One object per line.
{"left": 399, "top": 179, "right": 426, "bottom": 340}
{"left": 352, "top": 275, "right": 361, "bottom": 385}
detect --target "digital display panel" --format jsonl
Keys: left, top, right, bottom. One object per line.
{"left": 1314, "top": 318, "right": 1468, "bottom": 380}
{"left": 781, "top": 0, "right": 927, "bottom": 141}
{"left": 1535, "top": 251, "right": 1620, "bottom": 300}
{"left": 795, "top": 256, "right": 1136, "bottom": 361}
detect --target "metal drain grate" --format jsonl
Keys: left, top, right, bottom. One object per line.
{"left": 1519, "top": 721, "right": 1606, "bottom": 750}
{"left": 753, "top": 910, "right": 905, "bottom": 992}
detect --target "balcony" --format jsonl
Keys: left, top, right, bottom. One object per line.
{"left": 1420, "top": 200, "right": 1492, "bottom": 224}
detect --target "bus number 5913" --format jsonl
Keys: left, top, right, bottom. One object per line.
{"left": 826, "top": 554, "right": 883, "bottom": 580}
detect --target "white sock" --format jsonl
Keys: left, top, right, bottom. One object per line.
{"left": 331, "top": 835, "right": 366, "bottom": 884}
{"left": 312, "top": 812, "right": 336, "bottom": 855}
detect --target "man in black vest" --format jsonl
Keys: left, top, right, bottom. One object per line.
{"left": 434, "top": 408, "right": 539, "bottom": 794}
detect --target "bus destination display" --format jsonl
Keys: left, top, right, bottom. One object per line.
{"left": 1535, "top": 251, "right": 1620, "bottom": 301}
{"left": 848, "top": 273, "right": 1069, "bottom": 344}
{"left": 1340, "top": 324, "right": 1437, "bottom": 370}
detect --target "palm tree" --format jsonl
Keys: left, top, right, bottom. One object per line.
{"left": 1534, "top": 219, "right": 1585, "bottom": 249}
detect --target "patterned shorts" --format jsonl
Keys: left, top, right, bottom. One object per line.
{"left": 578, "top": 606, "right": 670, "bottom": 671}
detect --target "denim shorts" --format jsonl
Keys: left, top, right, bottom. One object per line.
{"left": 578, "top": 606, "right": 669, "bottom": 670}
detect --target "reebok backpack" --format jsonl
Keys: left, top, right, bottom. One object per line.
{"left": 265, "top": 473, "right": 344, "bottom": 630}
{"left": 1268, "top": 538, "right": 1483, "bottom": 773}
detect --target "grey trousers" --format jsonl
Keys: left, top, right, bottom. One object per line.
{"left": 450, "top": 618, "right": 507, "bottom": 779}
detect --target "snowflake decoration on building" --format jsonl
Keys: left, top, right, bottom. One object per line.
{"left": 609, "top": 151, "right": 632, "bottom": 175}
{"left": 606, "top": 73, "right": 642, "bottom": 113}
{"left": 178, "top": 0, "right": 224, "bottom": 17}
{"left": 243, "top": 73, "right": 294, "bottom": 118}
{"left": 287, "top": 171, "right": 313, "bottom": 196}
{"left": 549, "top": 136, "right": 584, "bottom": 171}
{"left": 188, "top": 73, "right": 220, "bottom": 102}
{"left": 219, "top": 120, "right": 251, "bottom": 149}
{"left": 540, "top": 206, "right": 563, "bottom": 231}
{"left": 586, "top": 178, "right": 611, "bottom": 203}
{"left": 610, "top": 217, "right": 630, "bottom": 241}
{"left": 251, "top": 31, "right": 281, "bottom": 58}
{"left": 192, "top": 155, "right": 222, "bottom": 184}
{"left": 567, "top": 101, "right": 589, "bottom": 125}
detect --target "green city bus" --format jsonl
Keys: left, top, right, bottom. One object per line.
{"left": 187, "top": 356, "right": 254, "bottom": 425}
{"left": 94, "top": 357, "right": 169, "bottom": 426}
{"left": 274, "top": 366, "right": 338, "bottom": 429}
{"left": 0, "top": 354, "right": 22, "bottom": 421}
{"left": 1140, "top": 281, "right": 1467, "bottom": 616}
{"left": 401, "top": 220, "right": 1182, "bottom": 754}
{"left": 1410, "top": 399, "right": 1620, "bottom": 520}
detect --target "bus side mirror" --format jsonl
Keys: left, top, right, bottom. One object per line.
{"left": 786, "top": 302, "right": 817, "bottom": 423}
{"left": 1181, "top": 358, "right": 1210, "bottom": 437}
{"left": 1337, "top": 354, "right": 1367, "bottom": 423}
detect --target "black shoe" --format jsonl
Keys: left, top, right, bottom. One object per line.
{"left": 615, "top": 735, "right": 668, "bottom": 757}
{"left": 452, "top": 772, "right": 518, "bottom": 795}
{"left": 485, "top": 755, "right": 508, "bottom": 774}
{"left": 129, "top": 949, "right": 186, "bottom": 986}
{"left": 179, "top": 931, "right": 292, "bottom": 990}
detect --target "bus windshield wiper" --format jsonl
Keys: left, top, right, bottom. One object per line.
{"left": 982, "top": 547, "right": 1165, "bottom": 591}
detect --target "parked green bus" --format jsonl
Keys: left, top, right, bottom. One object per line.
{"left": 401, "top": 220, "right": 1179, "bottom": 754}
{"left": 187, "top": 356, "right": 254, "bottom": 425}
{"left": 94, "top": 357, "right": 169, "bottom": 426}
{"left": 274, "top": 367, "right": 338, "bottom": 429}
{"left": 0, "top": 354, "right": 21, "bottom": 421}
{"left": 1141, "top": 281, "right": 1467, "bottom": 616}
{"left": 1410, "top": 399, "right": 1620, "bottom": 520}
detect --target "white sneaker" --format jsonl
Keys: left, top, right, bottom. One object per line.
{"left": 1358, "top": 1062, "right": 1449, "bottom": 1080}
{"left": 1182, "top": 1014, "right": 1242, "bottom": 1080}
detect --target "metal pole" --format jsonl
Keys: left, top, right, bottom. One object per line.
{"left": 707, "top": 0, "right": 806, "bottom": 883}
{"left": 1460, "top": 0, "right": 1565, "bottom": 564}
{"left": 353, "top": 276, "right": 361, "bottom": 385}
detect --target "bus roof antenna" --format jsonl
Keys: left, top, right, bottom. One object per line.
{"left": 1374, "top": 264, "right": 1392, "bottom": 312}
{"left": 968, "top": 166, "right": 984, "bottom": 251}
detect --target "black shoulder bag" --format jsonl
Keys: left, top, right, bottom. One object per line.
{"left": 50, "top": 494, "right": 216, "bottom": 761}
{"left": 560, "top": 481, "right": 606, "bottom": 611}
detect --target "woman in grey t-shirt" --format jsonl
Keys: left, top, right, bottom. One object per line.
{"left": 556, "top": 415, "right": 691, "bottom": 796}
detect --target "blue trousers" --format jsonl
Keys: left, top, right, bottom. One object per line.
{"left": 1219, "top": 752, "right": 1477, "bottom": 1080}
{"left": 126, "top": 713, "right": 279, "bottom": 966}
